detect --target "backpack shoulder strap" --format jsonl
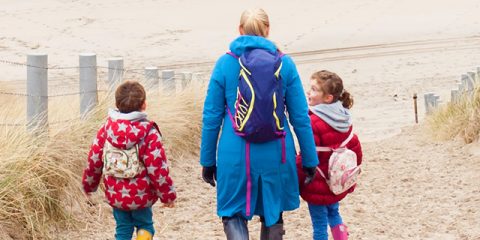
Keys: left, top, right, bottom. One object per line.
{"left": 316, "top": 166, "right": 327, "bottom": 179}
{"left": 339, "top": 130, "right": 354, "bottom": 148}
{"left": 150, "top": 121, "right": 162, "bottom": 137}
{"left": 226, "top": 51, "right": 239, "bottom": 59}
{"left": 315, "top": 130, "right": 354, "bottom": 152}
{"left": 228, "top": 50, "right": 283, "bottom": 59}
{"left": 315, "top": 146, "right": 332, "bottom": 152}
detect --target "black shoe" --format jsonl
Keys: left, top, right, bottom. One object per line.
{"left": 266, "top": 223, "right": 285, "bottom": 240}
{"left": 260, "top": 221, "right": 268, "bottom": 240}
{"left": 259, "top": 215, "right": 284, "bottom": 240}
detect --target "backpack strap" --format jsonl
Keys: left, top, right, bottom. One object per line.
{"left": 315, "top": 130, "right": 354, "bottom": 152}
{"left": 280, "top": 135, "right": 286, "bottom": 164}
{"left": 150, "top": 121, "right": 161, "bottom": 136}
{"left": 227, "top": 50, "right": 284, "bottom": 59}
{"left": 316, "top": 166, "right": 327, "bottom": 179}
{"left": 316, "top": 130, "right": 354, "bottom": 180}
{"left": 225, "top": 105, "right": 245, "bottom": 136}
{"left": 226, "top": 51, "right": 239, "bottom": 59}
{"left": 339, "top": 130, "right": 354, "bottom": 148}
{"left": 245, "top": 142, "right": 252, "bottom": 216}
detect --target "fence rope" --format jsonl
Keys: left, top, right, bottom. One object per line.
{"left": 48, "top": 90, "right": 107, "bottom": 98}
{"left": 50, "top": 118, "right": 81, "bottom": 125}
{"left": 0, "top": 90, "right": 30, "bottom": 97}
{"left": 0, "top": 90, "right": 107, "bottom": 97}
{"left": 0, "top": 118, "right": 81, "bottom": 126}
{"left": 0, "top": 75, "right": 178, "bottom": 97}
{"left": 0, "top": 57, "right": 187, "bottom": 127}
{"left": 0, "top": 123, "right": 24, "bottom": 127}
{"left": 0, "top": 60, "right": 134, "bottom": 71}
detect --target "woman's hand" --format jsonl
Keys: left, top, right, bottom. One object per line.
{"left": 202, "top": 166, "right": 217, "bottom": 187}
{"left": 302, "top": 166, "right": 316, "bottom": 185}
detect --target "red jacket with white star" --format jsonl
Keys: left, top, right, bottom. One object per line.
{"left": 82, "top": 111, "right": 176, "bottom": 211}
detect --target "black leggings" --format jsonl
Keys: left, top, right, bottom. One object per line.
{"left": 222, "top": 212, "right": 284, "bottom": 224}
{"left": 259, "top": 212, "right": 283, "bottom": 224}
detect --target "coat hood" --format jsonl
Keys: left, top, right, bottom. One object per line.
{"left": 309, "top": 101, "right": 352, "bottom": 133}
{"left": 104, "top": 109, "right": 153, "bottom": 149}
{"left": 229, "top": 35, "right": 277, "bottom": 56}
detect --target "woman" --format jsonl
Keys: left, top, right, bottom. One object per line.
{"left": 200, "top": 8, "right": 318, "bottom": 240}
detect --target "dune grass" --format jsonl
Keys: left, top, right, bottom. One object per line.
{"left": 0, "top": 109, "right": 103, "bottom": 239}
{"left": 427, "top": 87, "right": 480, "bottom": 143}
{"left": 0, "top": 78, "right": 207, "bottom": 239}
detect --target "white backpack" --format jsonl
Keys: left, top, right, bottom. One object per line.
{"left": 316, "top": 131, "right": 361, "bottom": 195}
{"left": 102, "top": 141, "right": 144, "bottom": 179}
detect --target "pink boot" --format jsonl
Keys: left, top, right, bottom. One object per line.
{"left": 331, "top": 223, "right": 349, "bottom": 240}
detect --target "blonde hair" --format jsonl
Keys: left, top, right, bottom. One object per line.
{"left": 240, "top": 8, "right": 270, "bottom": 37}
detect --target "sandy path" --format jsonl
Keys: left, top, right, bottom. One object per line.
{"left": 60, "top": 125, "right": 480, "bottom": 240}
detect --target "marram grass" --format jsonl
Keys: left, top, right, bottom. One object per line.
{"left": 0, "top": 80, "right": 206, "bottom": 239}
{"left": 427, "top": 87, "right": 480, "bottom": 143}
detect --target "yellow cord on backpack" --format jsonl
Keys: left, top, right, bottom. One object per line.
{"left": 272, "top": 92, "right": 284, "bottom": 130}
{"left": 237, "top": 66, "right": 255, "bottom": 131}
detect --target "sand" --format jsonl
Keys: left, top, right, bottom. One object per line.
{"left": 1, "top": 0, "right": 480, "bottom": 239}
{"left": 60, "top": 125, "right": 480, "bottom": 240}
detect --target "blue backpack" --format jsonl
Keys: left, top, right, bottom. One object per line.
{"left": 227, "top": 49, "right": 286, "bottom": 156}
{"left": 226, "top": 49, "right": 286, "bottom": 217}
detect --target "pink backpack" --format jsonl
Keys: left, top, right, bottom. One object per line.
{"left": 316, "top": 131, "right": 361, "bottom": 195}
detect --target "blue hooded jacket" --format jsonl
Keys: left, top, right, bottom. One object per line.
{"left": 200, "top": 35, "right": 318, "bottom": 226}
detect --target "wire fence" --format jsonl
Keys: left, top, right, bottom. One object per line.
{"left": 424, "top": 68, "right": 480, "bottom": 114}
{"left": 0, "top": 54, "right": 209, "bottom": 129}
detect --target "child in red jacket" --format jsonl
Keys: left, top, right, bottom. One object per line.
{"left": 296, "top": 70, "right": 362, "bottom": 240}
{"left": 82, "top": 80, "right": 176, "bottom": 240}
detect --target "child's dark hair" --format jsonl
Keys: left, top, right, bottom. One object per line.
{"left": 115, "top": 81, "right": 146, "bottom": 113}
{"left": 311, "top": 70, "right": 353, "bottom": 109}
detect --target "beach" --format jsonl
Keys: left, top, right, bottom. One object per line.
{"left": 1, "top": 0, "right": 479, "bottom": 239}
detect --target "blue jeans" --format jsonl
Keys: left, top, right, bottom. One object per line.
{"left": 113, "top": 207, "right": 155, "bottom": 240}
{"left": 308, "top": 202, "right": 343, "bottom": 240}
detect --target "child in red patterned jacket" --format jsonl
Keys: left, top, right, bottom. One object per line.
{"left": 296, "top": 70, "right": 362, "bottom": 240}
{"left": 82, "top": 80, "right": 176, "bottom": 240}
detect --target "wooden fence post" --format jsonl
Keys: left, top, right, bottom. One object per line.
{"left": 476, "top": 67, "right": 480, "bottom": 84}
{"left": 466, "top": 72, "right": 475, "bottom": 93}
{"left": 424, "top": 92, "right": 434, "bottom": 114}
{"left": 145, "top": 66, "right": 159, "bottom": 89}
{"left": 181, "top": 72, "right": 192, "bottom": 90}
{"left": 79, "top": 53, "right": 98, "bottom": 117}
{"left": 27, "top": 53, "right": 48, "bottom": 131}
{"left": 451, "top": 89, "right": 459, "bottom": 103}
{"left": 161, "top": 70, "right": 175, "bottom": 91}
{"left": 433, "top": 94, "right": 440, "bottom": 107}
{"left": 108, "top": 57, "right": 124, "bottom": 89}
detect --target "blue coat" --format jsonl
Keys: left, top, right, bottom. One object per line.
{"left": 200, "top": 35, "right": 318, "bottom": 227}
